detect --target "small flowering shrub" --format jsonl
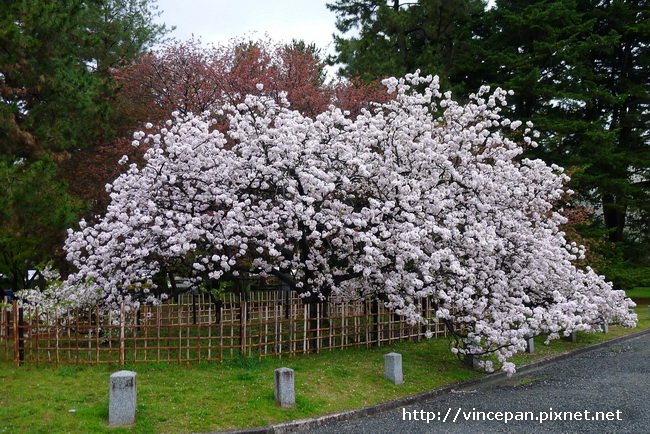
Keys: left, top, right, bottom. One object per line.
{"left": 58, "top": 72, "right": 636, "bottom": 373}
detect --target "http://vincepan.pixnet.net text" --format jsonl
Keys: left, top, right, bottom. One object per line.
{"left": 402, "top": 407, "right": 623, "bottom": 425}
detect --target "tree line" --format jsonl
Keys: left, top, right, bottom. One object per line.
{"left": 1, "top": 0, "right": 648, "bottom": 293}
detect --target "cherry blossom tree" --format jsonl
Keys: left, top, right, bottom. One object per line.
{"left": 116, "top": 37, "right": 389, "bottom": 125}
{"left": 54, "top": 72, "right": 636, "bottom": 373}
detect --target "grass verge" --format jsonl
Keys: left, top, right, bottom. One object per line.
{"left": 1, "top": 307, "right": 648, "bottom": 433}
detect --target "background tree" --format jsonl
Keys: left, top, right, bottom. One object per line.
{"left": 116, "top": 37, "right": 388, "bottom": 125}
{"left": 0, "top": 0, "right": 168, "bottom": 291}
{"left": 327, "top": 0, "right": 488, "bottom": 95}
{"left": 0, "top": 158, "right": 81, "bottom": 292}
{"left": 0, "top": 0, "right": 168, "bottom": 157}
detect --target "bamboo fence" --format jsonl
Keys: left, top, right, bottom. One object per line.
{"left": 0, "top": 292, "right": 446, "bottom": 367}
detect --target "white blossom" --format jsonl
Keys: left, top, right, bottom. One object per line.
{"left": 55, "top": 72, "right": 635, "bottom": 373}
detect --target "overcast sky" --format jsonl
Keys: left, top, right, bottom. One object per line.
{"left": 154, "top": 0, "right": 341, "bottom": 54}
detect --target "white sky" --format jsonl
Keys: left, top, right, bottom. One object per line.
{"left": 154, "top": 0, "right": 340, "bottom": 54}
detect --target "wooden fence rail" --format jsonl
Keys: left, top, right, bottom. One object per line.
{"left": 0, "top": 292, "right": 446, "bottom": 367}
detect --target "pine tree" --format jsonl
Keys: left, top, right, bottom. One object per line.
{"left": 0, "top": 0, "right": 168, "bottom": 291}
{"left": 327, "top": 0, "right": 488, "bottom": 96}
{"left": 482, "top": 0, "right": 649, "bottom": 244}
{"left": 0, "top": 0, "right": 168, "bottom": 157}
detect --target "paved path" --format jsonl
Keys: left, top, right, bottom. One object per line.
{"left": 300, "top": 332, "right": 650, "bottom": 433}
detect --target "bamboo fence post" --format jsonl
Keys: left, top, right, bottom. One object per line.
{"left": 119, "top": 301, "right": 126, "bottom": 367}
{"left": 328, "top": 301, "right": 333, "bottom": 350}
{"left": 275, "top": 305, "right": 284, "bottom": 357}
{"left": 229, "top": 305, "right": 234, "bottom": 358}
{"left": 342, "top": 302, "right": 347, "bottom": 349}
{"left": 66, "top": 309, "right": 71, "bottom": 362}
{"left": 31, "top": 306, "right": 37, "bottom": 366}
{"left": 95, "top": 308, "right": 100, "bottom": 364}
{"left": 354, "top": 311, "right": 358, "bottom": 346}
{"left": 18, "top": 304, "right": 25, "bottom": 365}
{"left": 316, "top": 303, "right": 320, "bottom": 354}
{"left": 107, "top": 310, "right": 112, "bottom": 363}
{"left": 219, "top": 305, "right": 224, "bottom": 362}
{"left": 55, "top": 310, "right": 60, "bottom": 365}
{"left": 156, "top": 305, "right": 161, "bottom": 362}
{"left": 302, "top": 304, "right": 307, "bottom": 353}
{"left": 264, "top": 305, "right": 269, "bottom": 356}
{"left": 177, "top": 302, "right": 182, "bottom": 364}
{"left": 12, "top": 301, "right": 18, "bottom": 367}
{"left": 365, "top": 300, "right": 372, "bottom": 348}
{"left": 1, "top": 298, "right": 6, "bottom": 363}
{"left": 240, "top": 298, "right": 247, "bottom": 356}
{"left": 143, "top": 305, "right": 148, "bottom": 362}
{"left": 186, "top": 298, "right": 190, "bottom": 362}
{"left": 207, "top": 302, "right": 212, "bottom": 361}
{"left": 288, "top": 302, "right": 294, "bottom": 355}
{"left": 75, "top": 309, "right": 80, "bottom": 365}
{"left": 46, "top": 310, "right": 51, "bottom": 363}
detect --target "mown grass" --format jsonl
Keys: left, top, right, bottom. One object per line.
{"left": 1, "top": 307, "right": 648, "bottom": 433}
{"left": 626, "top": 286, "right": 650, "bottom": 299}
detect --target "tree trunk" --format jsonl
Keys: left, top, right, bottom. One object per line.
{"left": 602, "top": 194, "right": 626, "bottom": 242}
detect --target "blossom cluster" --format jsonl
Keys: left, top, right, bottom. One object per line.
{"left": 60, "top": 72, "right": 636, "bottom": 372}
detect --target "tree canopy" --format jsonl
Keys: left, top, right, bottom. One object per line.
{"left": 327, "top": 0, "right": 488, "bottom": 95}
{"left": 48, "top": 73, "right": 636, "bottom": 374}
{"left": 0, "top": 0, "right": 168, "bottom": 291}
{"left": 482, "top": 0, "right": 650, "bottom": 244}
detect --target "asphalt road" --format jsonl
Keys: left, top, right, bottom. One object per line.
{"left": 299, "top": 332, "right": 650, "bottom": 434}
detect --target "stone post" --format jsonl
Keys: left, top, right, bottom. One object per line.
{"left": 274, "top": 367, "right": 295, "bottom": 408}
{"left": 109, "top": 370, "right": 136, "bottom": 426}
{"left": 384, "top": 352, "right": 403, "bottom": 384}
{"left": 463, "top": 353, "right": 481, "bottom": 370}
{"left": 525, "top": 336, "right": 535, "bottom": 353}
{"left": 570, "top": 331, "right": 577, "bottom": 343}
{"left": 601, "top": 322, "right": 609, "bottom": 334}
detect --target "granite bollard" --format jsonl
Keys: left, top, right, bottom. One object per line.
{"left": 525, "top": 336, "right": 535, "bottom": 353}
{"left": 570, "top": 331, "right": 577, "bottom": 343}
{"left": 601, "top": 322, "right": 609, "bottom": 334}
{"left": 384, "top": 352, "right": 403, "bottom": 385}
{"left": 463, "top": 353, "right": 481, "bottom": 370}
{"left": 274, "top": 367, "right": 295, "bottom": 408}
{"left": 109, "top": 370, "right": 136, "bottom": 426}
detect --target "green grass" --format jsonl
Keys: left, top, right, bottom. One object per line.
{"left": 1, "top": 307, "right": 648, "bottom": 433}
{"left": 626, "top": 287, "right": 650, "bottom": 299}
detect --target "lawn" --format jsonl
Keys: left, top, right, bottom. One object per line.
{"left": 626, "top": 287, "right": 650, "bottom": 299}
{"left": 1, "top": 307, "right": 648, "bottom": 433}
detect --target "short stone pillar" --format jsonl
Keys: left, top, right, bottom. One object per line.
{"left": 274, "top": 367, "right": 295, "bottom": 408}
{"left": 384, "top": 352, "right": 404, "bottom": 385}
{"left": 601, "top": 322, "right": 609, "bottom": 334}
{"left": 109, "top": 370, "right": 136, "bottom": 426}
{"left": 525, "top": 336, "right": 535, "bottom": 353}
{"left": 570, "top": 331, "right": 578, "bottom": 343}
{"left": 463, "top": 353, "right": 481, "bottom": 370}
